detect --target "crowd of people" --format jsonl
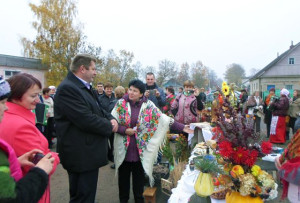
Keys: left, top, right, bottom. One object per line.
{"left": 1, "top": 52, "right": 300, "bottom": 203}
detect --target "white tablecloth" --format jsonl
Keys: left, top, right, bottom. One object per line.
{"left": 188, "top": 122, "right": 212, "bottom": 145}
{"left": 168, "top": 150, "right": 225, "bottom": 203}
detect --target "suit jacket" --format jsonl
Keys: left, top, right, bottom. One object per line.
{"left": 54, "top": 72, "right": 114, "bottom": 173}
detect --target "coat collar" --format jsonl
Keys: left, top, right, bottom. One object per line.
{"left": 67, "top": 71, "right": 88, "bottom": 90}
{"left": 5, "top": 102, "right": 36, "bottom": 125}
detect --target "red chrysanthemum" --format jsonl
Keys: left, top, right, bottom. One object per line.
{"left": 261, "top": 141, "right": 272, "bottom": 154}
{"left": 244, "top": 150, "right": 259, "bottom": 167}
{"left": 232, "top": 147, "right": 248, "bottom": 165}
{"left": 218, "top": 141, "right": 233, "bottom": 158}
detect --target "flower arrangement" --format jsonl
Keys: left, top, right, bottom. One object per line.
{"left": 213, "top": 97, "right": 277, "bottom": 201}
{"left": 222, "top": 81, "right": 230, "bottom": 96}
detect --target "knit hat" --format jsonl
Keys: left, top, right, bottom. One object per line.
{"left": 0, "top": 76, "right": 10, "bottom": 100}
{"left": 49, "top": 85, "right": 56, "bottom": 89}
{"left": 280, "top": 88, "right": 289, "bottom": 97}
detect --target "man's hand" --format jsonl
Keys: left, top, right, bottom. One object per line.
{"left": 125, "top": 128, "right": 136, "bottom": 136}
{"left": 18, "top": 149, "right": 44, "bottom": 168}
{"left": 155, "top": 89, "right": 160, "bottom": 97}
{"left": 111, "top": 119, "right": 119, "bottom": 132}
{"left": 183, "top": 125, "right": 194, "bottom": 134}
{"left": 145, "top": 90, "right": 150, "bottom": 97}
{"left": 194, "top": 88, "right": 200, "bottom": 97}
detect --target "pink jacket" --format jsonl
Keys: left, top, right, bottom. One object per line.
{"left": 0, "top": 102, "right": 60, "bottom": 203}
{"left": 171, "top": 93, "right": 199, "bottom": 125}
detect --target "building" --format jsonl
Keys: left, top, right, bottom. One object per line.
{"left": 249, "top": 41, "right": 300, "bottom": 96}
{"left": 0, "top": 54, "right": 48, "bottom": 87}
{"left": 162, "top": 78, "right": 183, "bottom": 93}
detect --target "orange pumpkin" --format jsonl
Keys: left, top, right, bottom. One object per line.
{"left": 226, "top": 191, "right": 263, "bottom": 203}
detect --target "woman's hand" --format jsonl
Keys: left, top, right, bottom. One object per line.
{"left": 36, "top": 153, "right": 55, "bottom": 174}
{"left": 183, "top": 125, "right": 194, "bottom": 134}
{"left": 18, "top": 149, "right": 44, "bottom": 168}
{"left": 125, "top": 128, "right": 136, "bottom": 136}
{"left": 275, "top": 157, "right": 282, "bottom": 170}
{"left": 194, "top": 88, "right": 200, "bottom": 96}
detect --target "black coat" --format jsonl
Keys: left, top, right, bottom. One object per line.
{"left": 99, "top": 93, "right": 116, "bottom": 113}
{"left": 54, "top": 72, "right": 114, "bottom": 173}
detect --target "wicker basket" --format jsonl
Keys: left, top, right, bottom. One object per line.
{"left": 210, "top": 188, "right": 231, "bottom": 200}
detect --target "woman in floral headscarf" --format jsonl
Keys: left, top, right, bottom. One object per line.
{"left": 112, "top": 79, "right": 192, "bottom": 203}
{"left": 269, "top": 88, "right": 290, "bottom": 144}
{"left": 275, "top": 125, "right": 300, "bottom": 202}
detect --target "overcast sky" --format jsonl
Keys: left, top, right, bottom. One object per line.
{"left": 1, "top": 0, "right": 300, "bottom": 79}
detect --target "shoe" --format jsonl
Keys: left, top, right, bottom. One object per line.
{"left": 110, "top": 164, "right": 115, "bottom": 169}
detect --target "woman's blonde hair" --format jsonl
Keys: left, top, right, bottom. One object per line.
{"left": 183, "top": 80, "right": 194, "bottom": 88}
{"left": 114, "top": 86, "right": 125, "bottom": 99}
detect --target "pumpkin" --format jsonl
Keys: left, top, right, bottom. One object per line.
{"left": 225, "top": 191, "right": 263, "bottom": 203}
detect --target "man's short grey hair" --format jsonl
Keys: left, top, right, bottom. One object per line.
{"left": 70, "top": 54, "right": 97, "bottom": 73}
{"left": 146, "top": 72, "right": 155, "bottom": 78}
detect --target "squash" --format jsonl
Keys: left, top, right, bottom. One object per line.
{"left": 194, "top": 172, "right": 214, "bottom": 197}
{"left": 225, "top": 191, "right": 263, "bottom": 203}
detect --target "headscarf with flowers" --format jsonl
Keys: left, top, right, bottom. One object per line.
{"left": 278, "top": 129, "right": 300, "bottom": 199}
{"left": 112, "top": 98, "right": 171, "bottom": 186}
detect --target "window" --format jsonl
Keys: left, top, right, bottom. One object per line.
{"left": 285, "top": 85, "right": 293, "bottom": 90}
{"left": 5, "top": 70, "right": 20, "bottom": 79}
{"left": 289, "top": 58, "right": 295, "bottom": 65}
{"left": 267, "top": 85, "right": 275, "bottom": 91}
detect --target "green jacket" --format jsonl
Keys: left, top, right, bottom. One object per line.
{"left": 288, "top": 97, "right": 300, "bottom": 118}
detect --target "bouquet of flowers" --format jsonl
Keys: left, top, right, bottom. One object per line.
{"left": 213, "top": 97, "right": 278, "bottom": 201}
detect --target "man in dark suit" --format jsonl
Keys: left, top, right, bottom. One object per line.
{"left": 54, "top": 54, "right": 118, "bottom": 203}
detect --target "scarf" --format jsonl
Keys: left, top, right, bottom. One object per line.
{"left": 112, "top": 98, "right": 171, "bottom": 186}
{"left": 279, "top": 129, "right": 300, "bottom": 199}
{"left": 265, "top": 94, "right": 273, "bottom": 106}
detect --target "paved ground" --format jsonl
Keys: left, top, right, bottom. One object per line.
{"left": 50, "top": 158, "right": 169, "bottom": 203}
{"left": 50, "top": 118, "right": 292, "bottom": 202}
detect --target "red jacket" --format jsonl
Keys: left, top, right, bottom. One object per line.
{"left": 0, "top": 102, "right": 60, "bottom": 203}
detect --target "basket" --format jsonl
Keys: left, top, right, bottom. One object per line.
{"left": 210, "top": 188, "right": 231, "bottom": 200}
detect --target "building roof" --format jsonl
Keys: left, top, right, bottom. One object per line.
{"left": 249, "top": 41, "right": 300, "bottom": 81}
{"left": 0, "top": 54, "right": 48, "bottom": 70}
{"left": 163, "top": 78, "right": 183, "bottom": 87}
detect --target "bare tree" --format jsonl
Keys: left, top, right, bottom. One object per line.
{"left": 156, "top": 59, "right": 177, "bottom": 86}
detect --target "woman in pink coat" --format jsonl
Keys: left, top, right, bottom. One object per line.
{"left": 0, "top": 73, "right": 60, "bottom": 203}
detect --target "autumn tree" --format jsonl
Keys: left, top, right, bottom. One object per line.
{"left": 177, "top": 62, "right": 190, "bottom": 84}
{"left": 94, "top": 49, "right": 137, "bottom": 88}
{"left": 207, "top": 69, "right": 220, "bottom": 90}
{"left": 190, "top": 61, "right": 208, "bottom": 89}
{"left": 224, "top": 63, "right": 246, "bottom": 86}
{"left": 96, "top": 49, "right": 120, "bottom": 86}
{"left": 20, "top": 0, "right": 83, "bottom": 86}
{"left": 122, "top": 68, "right": 138, "bottom": 87}
{"left": 132, "top": 61, "right": 143, "bottom": 79}
{"left": 156, "top": 59, "right": 177, "bottom": 86}
{"left": 117, "top": 50, "right": 134, "bottom": 86}
{"left": 249, "top": 68, "right": 260, "bottom": 77}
